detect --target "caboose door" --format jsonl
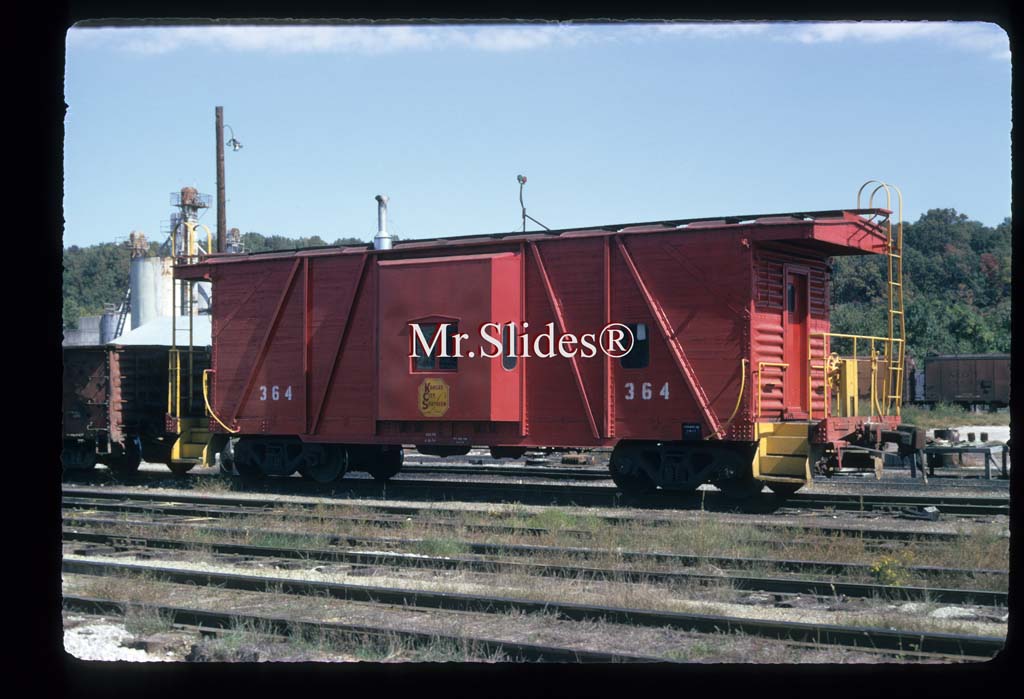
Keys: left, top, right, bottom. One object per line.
{"left": 783, "top": 268, "right": 809, "bottom": 418}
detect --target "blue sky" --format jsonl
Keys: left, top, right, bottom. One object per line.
{"left": 63, "top": 21, "right": 1011, "bottom": 248}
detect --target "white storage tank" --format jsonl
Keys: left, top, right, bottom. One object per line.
{"left": 129, "top": 256, "right": 175, "bottom": 329}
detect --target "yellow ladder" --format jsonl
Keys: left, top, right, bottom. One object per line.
{"left": 857, "top": 181, "right": 905, "bottom": 417}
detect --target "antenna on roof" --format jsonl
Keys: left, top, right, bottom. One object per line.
{"left": 517, "top": 174, "right": 550, "bottom": 233}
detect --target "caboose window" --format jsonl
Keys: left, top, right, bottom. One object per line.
{"left": 501, "top": 323, "right": 517, "bottom": 371}
{"left": 787, "top": 283, "right": 796, "bottom": 312}
{"left": 620, "top": 322, "right": 649, "bottom": 369}
{"left": 411, "top": 323, "right": 459, "bottom": 372}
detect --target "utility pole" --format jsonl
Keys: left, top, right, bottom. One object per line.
{"left": 215, "top": 106, "right": 226, "bottom": 253}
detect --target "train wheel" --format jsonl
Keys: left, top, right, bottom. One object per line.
{"left": 608, "top": 444, "right": 656, "bottom": 496}
{"left": 168, "top": 463, "right": 195, "bottom": 477}
{"left": 365, "top": 446, "right": 404, "bottom": 481}
{"left": 766, "top": 481, "right": 803, "bottom": 498}
{"left": 301, "top": 446, "right": 348, "bottom": 484}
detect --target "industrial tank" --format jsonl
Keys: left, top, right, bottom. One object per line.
{"left": 129, "top": 256, "right": 174, "bottom": 329}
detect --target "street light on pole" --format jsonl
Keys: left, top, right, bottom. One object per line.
{"left": 215, "top": 107, "right": 243, "bottom": 253}
{"left": 226, "top": 125, "right": 243, "bottom": 152}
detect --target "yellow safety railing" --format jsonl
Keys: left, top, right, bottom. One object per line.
{"left": 756, "top": 362, "right": 788, "bottom": 418}
{"left": 167, "top": 348, "right": 182, "bottom": 418}
{"left": 809, "top": 332, "right": 895, "bottom": 420}
{"left": 713, "top": 358, "right": 748, "bottom": 438}
{"left": 169, "top": 218, "right": 210, "bottom": 421}
{"left": 171, "top": 220, "right": 213, "bottom": 263}
{"left": 203, "top": 369, "right": 239, "bottom": 433}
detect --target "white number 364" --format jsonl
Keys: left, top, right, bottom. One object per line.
{"left": 259, "top": 385, "right": 293, "bottom": 401}
{"left": 624, "top": 382, "right": 669, "bottom": 400}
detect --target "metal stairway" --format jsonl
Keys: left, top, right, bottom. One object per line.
{"left": 114, "top": 287, "right": 131, "bottom": 339}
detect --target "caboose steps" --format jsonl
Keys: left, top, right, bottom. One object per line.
{"left": 169, "top": 419, "right": 211, "bottom": 463}
{"left": 754, "top": 422, "right": 812, "bottom": 485}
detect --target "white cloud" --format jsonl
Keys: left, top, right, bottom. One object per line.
{"left": 65, "top": 23, "right": 589, "bottom": 55}
{"left": 786, "top": 21, "right": 1009, "bottom": 60}
{"left": 66, "top": 21, "right": 1010, "bottom": 61}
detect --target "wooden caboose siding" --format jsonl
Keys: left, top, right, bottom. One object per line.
{"left": 211, "top": 254, "right": 378, "bottom": 436}
{"left": 525, "top": 238, "right": 607, "bottom": 442}
{"left": 211, "top": 257, "right": 309, "bottom": 435}
{"left": 609, "top": 231, "right": 751, "bottom": 440}
{"left": 751, "top": 245, "right": 830, "bottom": 419}
{"left": 306, "top": 255, "right": 375, "bottom": 435}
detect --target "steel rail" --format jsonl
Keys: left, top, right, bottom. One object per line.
{"left": 61, "top": 487, "right": 993, "bottom": 542}
{"left": 61, "top": 594, "right": 660, "bottom": 663}
{"left": 63, "top": 477, "right": 1010, "bottom": 517}
{"left": 61, "top": 497, "right": 598, "bottom": 539}
{"left": 59, "top": 498, "right": 968, "bottom": 548}
{"left": 62, "top": 559, "right": 1006, "bottom": 658}
{"left": 63, "top": 527, "right": 1009, "bottom": 607}
{"left": 62, "top": 515, "right": 1008, "bottom": 583}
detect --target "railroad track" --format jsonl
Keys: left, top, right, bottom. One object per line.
{"left": 62, "top": 595, "right": 658, "bottom": 663}
{"left": 62, "top": 477, "right": 1009, "bottom": 518}
{"left": 64, "top": 512, "right": 1009, "bottom": 587}
{"left": 63, "top": 526, "right": 1009, "bottom": 606}
{"left": 61, "top": 486, "right": 1003, "bottom": 542}
{"left": 62, "top": 558, "right": 1005, "bottom": 660}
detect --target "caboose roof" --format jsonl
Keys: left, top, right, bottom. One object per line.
{"left": 177, "top": 207, "right": 892, "bottom": 277}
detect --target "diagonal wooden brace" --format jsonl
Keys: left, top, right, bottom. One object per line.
{"left": 614, "top": 237, "right": 722, "bottom": 437}
{"left": 229, "top": 259, "right": 302, "bottom": 425}
{"left": 310, "top": 255, "right": 368, "bottom": 434}
{"left": 529, "top": 242, "right": 601, "bottom": 440}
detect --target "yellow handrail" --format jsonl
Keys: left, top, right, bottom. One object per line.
{"left": 203, "top": 369, "right": 240, "bottom": 434}
{"left": 756, "top": 361, "right": 788, "bottom": 418}
{"left": 809, "top": 331, "right": 897, "bottom": 418}
{"left": 713, "top": 358, "right": 748, "bottom": 438}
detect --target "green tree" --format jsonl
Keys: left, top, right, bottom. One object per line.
{"left": 831, "top": 209, "right": 1011, "bottom": 358}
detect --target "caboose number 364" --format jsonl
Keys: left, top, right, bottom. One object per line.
{"left": 176, "top": 181, "right": 924, "bottom": 497}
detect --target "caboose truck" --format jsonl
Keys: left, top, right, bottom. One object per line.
{"left": 175, "top": 180, "right": 924, "bottom": 496}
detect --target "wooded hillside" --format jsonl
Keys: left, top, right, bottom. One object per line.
{"left": 63, "top": 211, "right": 1011, "bottom": 362}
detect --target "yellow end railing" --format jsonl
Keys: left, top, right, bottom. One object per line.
{"left": 203, "top": 369, "right": 239, "bottom": 433}
{"left": 809, "top": 332, "right": 895, "bottom": 420}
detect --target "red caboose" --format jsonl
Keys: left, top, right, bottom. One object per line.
{"left": 177, "top": 182, "right": 921, "bottom": 494}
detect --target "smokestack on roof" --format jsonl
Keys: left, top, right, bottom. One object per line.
{"left": 374, "top": 194, "right": 392, "bottom": 251}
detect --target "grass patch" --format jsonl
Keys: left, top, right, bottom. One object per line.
{"left": 410, "top": 537, "right": 471, "bottom": 557}
{"left": 189, "top": 621, "right": 508, "bottom": 662}
{"left": 191, "top": 475, "right": 234, "bottom": 493}
{"left": 521, "top": 509, "right": 602, "bottom": 532}
{"left": 901, "top": 403, "right": 1009, "bottom": 430}
{"left": 247, "top": 531, "right": 328, "bottom": 550}
{"left": 869, "top": 551, "right": 915, "bottom": 587}
{"left": 123, "top": 604, "right": 175, "bottom": 637}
